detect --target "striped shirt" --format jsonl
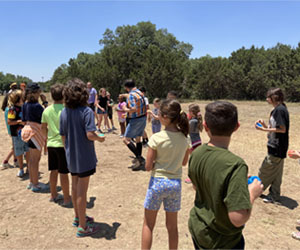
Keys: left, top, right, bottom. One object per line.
{"left": 127, "top": 88, "right": 147, "bottom": 119}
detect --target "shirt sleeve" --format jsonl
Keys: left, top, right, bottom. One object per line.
{"left": 7, "top": 108, "right": 16, "bottom": 120}
{"left": 148, "top": 134, "right": 158, "bottom": 150}
{"left": 223, "top": 162, "right": 252, "bottom": 212}
{"left": 21, "top": 104, "right": 26, "bottom": 122}
{"left": 273, "top": 108, "right": 286, "bottom": 128}
{"left": 84, "top": 108, "right": 97, "bottom": 132}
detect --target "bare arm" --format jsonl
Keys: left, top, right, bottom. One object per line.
{"left": 7, "top": 119, "right": 23, "bottom": 126}
{"left": 228, "top": 179, "right": 263, "bottom": 227}
{"left": 86, "top": 131, "right": 105, "bottom": 142}
{"left": 182, "top": 149, "right": 190, "bottom": 166}
{"left": 41, "top": 123, "right": 48, "bottom": 138}
{"left": 255, "top": 119, "right": 286, "bottom": 133}
{"left": 145, "top": 147, "right": 157, "bottom": 171}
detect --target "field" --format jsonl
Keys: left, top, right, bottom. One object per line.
{"left": 1, "top": 96, "right": 300, "bottom": 249}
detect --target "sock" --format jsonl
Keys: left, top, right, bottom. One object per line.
{"left": 14, "top": 159, "right": 17, "bottom": 162}
{"left": 127, "top": 142, "right": 139, "bottom": 158}
{"left": 136, "top": 142, "right": 143, "bottom": 157}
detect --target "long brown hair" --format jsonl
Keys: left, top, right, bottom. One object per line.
{"left": 160, "top": 99, "right": 189, "bottom": 137}
{"left": 189, "top": 104, "right": 203, "bottom": 132}
{"left": 267, "top": 88, "right": 286, "bottom": 107}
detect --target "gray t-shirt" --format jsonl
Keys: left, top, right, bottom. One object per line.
{"left": 189, "top": 118, "right": 201, "bottom": 145}
{"left": 60, "top": 106, "right": 97, "bottom": 173}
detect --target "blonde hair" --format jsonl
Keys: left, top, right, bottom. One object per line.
{"left": 153, "top": 98, "right": 161, "bottom": 104}
{"left": 8, "top": 90, "right": 23, "bottom": 107}
{"left": 99, "top": 88, "right": 106, "bottom": 95}
{"left": 189, "top": 104, "right": 203, "bottom": 132}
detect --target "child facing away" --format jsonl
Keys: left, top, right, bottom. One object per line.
{"left": 7, "top": 90, "right": 29, "bottom": 177}
{"left": 147, "top": 98, "right": 161, "bottom": 134}
{"left": 116, "top": 94, "right": 127, "bottom": 138}
{"left": 184, "top": 104, "right": 203, "bottom": 184}
{"left": 41, "top": 84, "right": 71, "bottom": 206}
{"left": 60, "top": 78, "right": 105, "bottom": 237}
{"left": 255, "top": 88, "right": 289, "bottom": 204}
{"left": 188, "top": 101, "right": 263, "bottom": 249}
{"left": 141, "top": 99, "right": 190, "bottom": 250}
{"left": 21, "top": 83, "right": 46, "bottom": 192}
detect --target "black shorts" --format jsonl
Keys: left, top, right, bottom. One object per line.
{"left": 28, "top": 140, "right": 37, "bottom": 149}
{"left": 48, "top": 147, "right": 69, "bottom": 174}
{"left": 88, "top": 103, "right": 95, "bottom": 112}
{"left": 108, "top": 112, "right": 113, "bottom": 120}
{"left": 71, "top": 168, "right": 96, "bottom": 178}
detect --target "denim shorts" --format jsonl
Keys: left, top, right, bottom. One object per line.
{"left": 97, "top": 109, "right": 107, "bottom": 115}
{"left": 124, "top": 115, "right": 147, "bottom": 138}
{"left": 12, "top": 136, "right": 29, "bottom": 157}
{"left": 144, "top": 177, "right": 181, "bottom": 212}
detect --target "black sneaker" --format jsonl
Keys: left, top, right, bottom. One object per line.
{"left": 263, "top": 195, "right": 281, "bottom": 205}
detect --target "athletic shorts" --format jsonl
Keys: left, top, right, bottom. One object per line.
{"left": 108, "top": 112, "right": 113, "bottom": 120}
{"left": 28, "top": 139, "right": 37, "bottom": 149}
{"left": 124, "top": 115, "right": 147, "bottom": 139}
{"left": 12, "top": 136, "right": 29, "bottom": 157}
{"left": 48, "top": 147, "right": 69, "bottom": 174}
{"left": 71, "top": 168, "right": 96, "bottom": 178}
{"left": 144, "top": 177, "right": 181, "bottom": 212}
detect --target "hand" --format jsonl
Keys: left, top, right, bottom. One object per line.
{"left": 101, "top": 108, "right": 105, "bottom": 112}
{"left": 288, "top": 150, "right": 300, "bottom": 159}
{"left": 248, "top": 179, "right": 264, "bottom": 201}
{"left": 98, "top": 136, "right": 105, "bottom": 142}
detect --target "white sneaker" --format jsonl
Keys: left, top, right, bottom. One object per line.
{"left": 120, "top": 134, "right": 124, "bottom": 138}
{"left": 17, "top": 169, "right": 24, "bottom": 177}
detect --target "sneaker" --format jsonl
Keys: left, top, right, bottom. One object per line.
{"left": 262, "top": 195, "right": 281, "bottom": 205}
{"left": 17, "top": 169, "right": 24, "bottom": 177}
{"left": 2, "top": 162, "right": 11, "bottom": 168}
{"left": 292, "top": 231, "right": 300, "bottom": 240}
{"left": 132, "top": 162, "right": 146, "bottom": 171}
{"left": 26, "top": 183, "right": 33, "bottom": 190}
{"left": 49, "top": 194, "right": 64, "bottom": 203}
{"left": 131, "top": 158, "right": 138, "bottom": 164}
{"left": 108, "top": 128, "right": 112, "bottom": 132}
{"left": 31, "top": 183, "right": 49, "bottom": 192}
{"left": 112, "top": 126, "right": 117, "bottom": 131}
{"left": 73, "top": 216, "right": 95, "bottom": 227}
{"left": 120, "top": 134, "right": 124, "bottom": 138}
{"left": 138, "top": 156, "right": 145, "bottom": 164}
{"left": 76, "top": 224, "right": 100, "bottom": 237}
{"left": 97, "top": 129, "right": 103, "bottom": 133}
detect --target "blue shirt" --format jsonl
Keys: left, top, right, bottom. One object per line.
{"left": 22, "top": 102, "right": 44, "bottom": 124}
{"left": 88, "top": 88, "right": 97, "bottom": 104}
{"left": 59, "top": 106, "right": 97, "bottom": 173}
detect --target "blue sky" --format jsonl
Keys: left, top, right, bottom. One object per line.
{"left": 1, "top": 1, "right": 300, "bottom": 82}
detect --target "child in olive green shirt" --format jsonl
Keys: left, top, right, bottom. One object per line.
{"left": 188, "top": 101, "right": 263, "bottom": 249}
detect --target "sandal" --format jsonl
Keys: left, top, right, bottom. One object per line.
{"left": 292, "top": 231, "right": 300, "bottom": 240}
{"left": 72, "top": 215, "right": 94, "bottom": 227}
{"left": 76, "top": 224, "right": 100, "bottom": 237}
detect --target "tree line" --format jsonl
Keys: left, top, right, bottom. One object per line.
{"left": 2, "top": 21, "right": 300, "bottom": 102}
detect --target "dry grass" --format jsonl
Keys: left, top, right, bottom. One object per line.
{"left": 1, "top": 95, "right": 300, "bottom": 249}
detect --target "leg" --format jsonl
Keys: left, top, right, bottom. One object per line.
{"left": 98, "top": 114, "right": 103, "bottom": 130}
{"left": 16, "top": 155, "right": 24, "bottom": 170}
{"left": 3, "top": 148, "right": 14, "bottom": 164}
{"left": 60, "top": 173, "right": 71, "bottom": 204}
{"left": 165, "top": 212, "right": 178, "bottom": 250}
{"left": 104, "top": 114, "right": 110, "bottom": 129}
{"left": 269, "top": 159, "right": 284, "bottom": 200}
{"left": 77, "top": 176, "right": 90, "bottom": 229}
{"left": 72, "top": 175, "right": 79, "bottom": 218}
{"left": 258, "top": 155, "right": 277, "bottom": 192}
{"left": 141, "top": 209, "right": 159, "bottom": 250}
{"left": 49, "top": 170, "right": 58, "bottom": 199}
{"left": 120, "top": 122, "right": 126, "bottom": 135}
{"left": 123, "top": 137, "right": 139, "bottom": 158}
{"left": 29, "top": 148, "right": 41, "bottom": 186}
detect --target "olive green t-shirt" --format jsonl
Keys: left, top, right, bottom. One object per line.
{"left": 188, "top": 144, "right": 252, "bottom": 249}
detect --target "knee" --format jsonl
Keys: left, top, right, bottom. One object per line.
{"left": 166, "top": 222, "right": 178, "bottom": 233}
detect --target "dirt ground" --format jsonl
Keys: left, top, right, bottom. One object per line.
{"left": 1, "top": 97, "right": 300, "bottom": 249}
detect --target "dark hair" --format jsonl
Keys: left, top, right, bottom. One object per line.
{"left": 160, "top": 99, "right": 189, "bottom": 137}
{"left": 267, "top": 88, "right": 286, "bottom": 106}
{"left": 119, "top": 94, "right": 127, "bottom": 102}
{"left": 205, "top": 101, "right": 238, "bottom": 136}
{"left": 167, "top": 90, "right": 178, "bottom": 100}
{"left": 124, "top": 79, "right": 135, "bottom": 89}
{"left": 189, "top": 103, "right": 203, "bottom": 132}
{"left": 139, "top": 86, "right": 146, "bottom": 93}
{"left": 25, "top": 83, "right": 41, "bottom": 103}
{"left": 63, "top": 78, "right": 89, "bottom": 109}
{"left": 50, "top": 84, "right": 64, "bottom": 101}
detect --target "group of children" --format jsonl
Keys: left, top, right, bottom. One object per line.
{"left": 1, "top": 80, "right": 298, "bottom": 247}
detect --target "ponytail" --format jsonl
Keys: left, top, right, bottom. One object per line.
{"left": 178, "top": 111, "right": 189, "bottom": 137}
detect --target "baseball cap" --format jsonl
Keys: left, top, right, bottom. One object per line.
{"left": 27, "top": 82, "right": 41, "bottom": 91}
{"left": 10, "top": 82, "right": 17, "bottom": 89}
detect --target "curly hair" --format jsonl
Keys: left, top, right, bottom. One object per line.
{"left": 189, "top": 104, "right": 203, "bottom": 132}
{"left": 63, "top": 78, "right": 89, "bottom": 109}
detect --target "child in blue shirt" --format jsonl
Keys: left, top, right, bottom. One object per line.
{"left": 60, "top": 78, "right": 105, "bottom": 237}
